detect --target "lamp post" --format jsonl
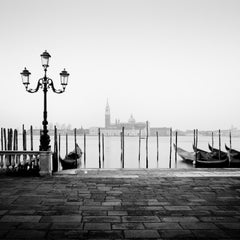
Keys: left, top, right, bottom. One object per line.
{"left": 21, "top": 50, "right": 69, "bottom": 151}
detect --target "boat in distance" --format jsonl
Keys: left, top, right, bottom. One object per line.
{"left": 60, "top": 143, "right": 82, "bottom": 170}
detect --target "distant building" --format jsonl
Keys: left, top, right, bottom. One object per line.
{"left": 89, "top": 101, "right": 148, "bottom": 136}
{"left": 150, "top": 127, "right": 170, "bottom": 136}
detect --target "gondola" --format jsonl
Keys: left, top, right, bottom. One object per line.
{"left": 225, "top": 144, "right": 240, "bottom": 167}
{"left": 193, "top": 145, "right": 229, "bottom": 168}
{"left": 173, "top": 143, "right": 195, "bottom": 163}
{"left": 60, "top": 144, "right": 82, "bottom": 170}
{"left": 208, "top": 144, "right": 228, "bottom": 159}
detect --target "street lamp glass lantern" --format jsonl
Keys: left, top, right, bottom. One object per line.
{"left": 20, "top": 67, "right": 31, "bottom": 86}
{"left": 60, "top": 68, "right": 69, "bottom": 87}
{"left": 40, "top": 50, "right": 51, "bottom": 68}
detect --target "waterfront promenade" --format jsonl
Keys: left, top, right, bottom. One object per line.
{"left": 0, "top": 169, "right": 240, "bottom": 239}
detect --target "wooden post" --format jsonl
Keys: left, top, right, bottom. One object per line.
{"left": 84, "top": 132, "right": 86, "bottom": 168}
{"left": 1, "top": 128, "right": 3, "bottom": 151}
{"left": 52, "top": 126, "right": 58, "bottom": 172}
{"left": 229, "top": 131, "right": 232, "bottom": 149}
{"left": 146, "top": 121, "right": 149, "bottom": 169}
{"left": 30, "top": 125, "right": 33, "bottom": 151}
{"left": 8, "top": 129, "right": 13, "bottom": 166}
{"left": 193, "top": 129, "right": 196, "bottom": 148}
{"left": 122, "top": 127, "right": 125, "bottom": 168}
{"left": 14, "top": 129, "right": 19, "bottom": 166}
{"left": 211, "top": 131, "right": 214, "bottom": 148}
{"left": 175, "top": 131, "right": 178, "bottom": 168}
{"left": 74, "top": 128, "right": 77, "bottom": 154}
{"left": 0, "top": 128, "right": 3, "bottom": 167}
{"left": 98, "top": 128, "right": 101, "bottom": 168}
{"left": 218, "top": 129, "right": 221, "bottom": 160}
{"left": 66, "top": 133, "right": 68, "bottom": 156}
{"left": 195, "top": 129, "right": 198, "bottom": 148}
{"left": 156, "top": 131, "right": 159, "bottom": 168}
{"left": 3, "top": 128, "right": 7, "bottom": 150}
{"left": 120, "top": 131, "right": 123, "bottom": 167}
{"left": 138, "top": 129, "right": 141, "bottom": 168}
{"left": 169, "top": 128, "right": 172, "bottom": 168}
{"left": 22, "top": 125, "right": 27, "bottom": 164}
{"left": 58, "top": 133, "right": 61, "bottom": 171}
{"left": 22, "top": 125, "right": 27, "bottom": 151}
{"left": 102, "top": 133, "right": 105, "bottom": 168}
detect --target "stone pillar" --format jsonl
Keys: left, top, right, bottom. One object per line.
{"left": 39, "top": 151, "right": 52, "bottom": 176}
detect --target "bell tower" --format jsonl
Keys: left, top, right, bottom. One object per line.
{"left": 105, "top": 100, "right": 111, "bottom": 128}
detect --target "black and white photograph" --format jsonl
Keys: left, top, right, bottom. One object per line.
{"left": 0, "top": 0, "right": 240, "bottom": 239}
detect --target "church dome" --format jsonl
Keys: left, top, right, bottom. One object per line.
{"left": 128, "top": 114, "right": 136, "bottom": 124}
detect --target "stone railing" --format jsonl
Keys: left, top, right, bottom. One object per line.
{"left": 0, "top": 150, "right": 52, "bottom": 175}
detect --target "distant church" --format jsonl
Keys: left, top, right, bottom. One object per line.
{"left": 104, "top": 100, "right": 146, "bottom": 131}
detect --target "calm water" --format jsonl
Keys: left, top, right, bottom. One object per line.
{"left": 18, "top": 134, "right": 240, "bottom": 169}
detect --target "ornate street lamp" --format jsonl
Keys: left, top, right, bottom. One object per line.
{"left": 21, "top": 50, "right": 69, "bottom": 151}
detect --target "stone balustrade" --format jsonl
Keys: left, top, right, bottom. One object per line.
{"left": 0, "top": 150, "right": 52, "bottom": 175}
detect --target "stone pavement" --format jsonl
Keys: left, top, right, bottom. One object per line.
{"left": 0, "top": 169, "right": 240, "bottom": 239}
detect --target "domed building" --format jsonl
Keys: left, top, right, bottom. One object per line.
{"left": 102, "top": 101, "right": 147, "bottom": 136}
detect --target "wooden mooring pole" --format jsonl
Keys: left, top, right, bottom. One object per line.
{"left": 74, "top": 128, "right": 77, "bottom": 154}
{"left": 22, "top": 125, "right": 27, "bottom": 151}
{"left": 169, "top": 128, "right": 172, "bottom": 169}
{"left": 211, "top": 131, "right": 214, "bottom": 148}
{"left": 84, "top": 132, "right": 86, "bottom": 168}
{"left": 218, "top": 129, "right": 221, "bottom": 160}
{"left": 53, "top": 126, "right": 58, "bottom": 172}
{"left": 146, "top": 121, "right": 149, "bottom": 169}
{"left": 0, "top": 128, "right": 3, "bottom": 167}
{"left": 122, "top": 127, "right": 125, "bottom": 168}
{"left": 193, "top": 129, "right": 196, "bottom": 148}
{"left": 102, "top": 133, "right": 105, "bottom": 168}
{"left": 195, "top": 129, "right": 198, "bottom": 148}
{"left": 229, "top": 131, "right": 232, "bottom": 149}
{"left": 98, "top": 128, "right": 101, "bottom": 168}
{"left": 66, "top": 133, "right": 68, "bottom": 156}
{"left": 58, "top": 133, "right": 61, "bottom": 171}
{"left": 138, "top": 129, "right": 141, "bottom": 168}
{"left": 30, "top": 125, "right": 33, "bottom": 151}
{"left": 175, "top": 131, "right": 178, "bottom": 168}
{"left": 156, "top": 131, "right": 159, "bottom": 168}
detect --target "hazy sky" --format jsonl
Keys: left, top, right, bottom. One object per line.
{"left": 0, "top": 0, "right": 240, "bottom": 131}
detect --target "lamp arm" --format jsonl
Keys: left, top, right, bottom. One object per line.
{"left": 48, "top": 78, "right": 65, "bottom": 94}
{"left": 26, "top": 78, "right": 43, "bottom": 93}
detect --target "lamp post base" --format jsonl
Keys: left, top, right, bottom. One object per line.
{"left": 40, "top": 132, "right": 51, "bottom": 151}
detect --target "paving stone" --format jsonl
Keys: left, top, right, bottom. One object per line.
{"left": 180, "top": 222, "right": 218, "bottom": 229}
{"left": 124, "top": 230, "right": 160, "bottom": 238}
{"left": 122, "top": 216, "right": 160, "bottom": 223}
{"left": 6, "top": 230, "right": 46, "bottom": 239}
{"left": 159, "top": 229, "right": 194, "bottom": 238}
{"left": 83, "top": 216, "right": 121, "bottom": 223}
{"left": 84, "top": 223, "right": 111, "bottom": 230}
{"left": 112, "top": 223, "right": 145, "bottom": 230}
{"left": 50, "top": 222, "right": 84, "bottom": 229}
{"left": 144, "top": 222, "right": 182, "bottom": 229}
{"left": 161, "top": 216, "right": 199, "bottom": 222}
{"left": 17, "top": 222, "right": 51, "bottom": 230}
{"left": 164, "top": 206, "right": 192, "bottom": 211}
{"left": 199, "top": 216, "right": 239, "bottom": 222}
{"left": 216, "top": 222, "right": 240, "bottom": 229}
{"left": 192, "top": 229, "right": 228, "bottom": 238}
{"left": 108, "top": 210, "right": 128, "bottom": 216}
{"left": 40, "top": 215, "right": 82, "bottom": 223}
{"left": 87, "top": 230, "right": 123, "bottom": 239}
{"left": 0, "top": 215, "right": 41, "bottom": 223}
